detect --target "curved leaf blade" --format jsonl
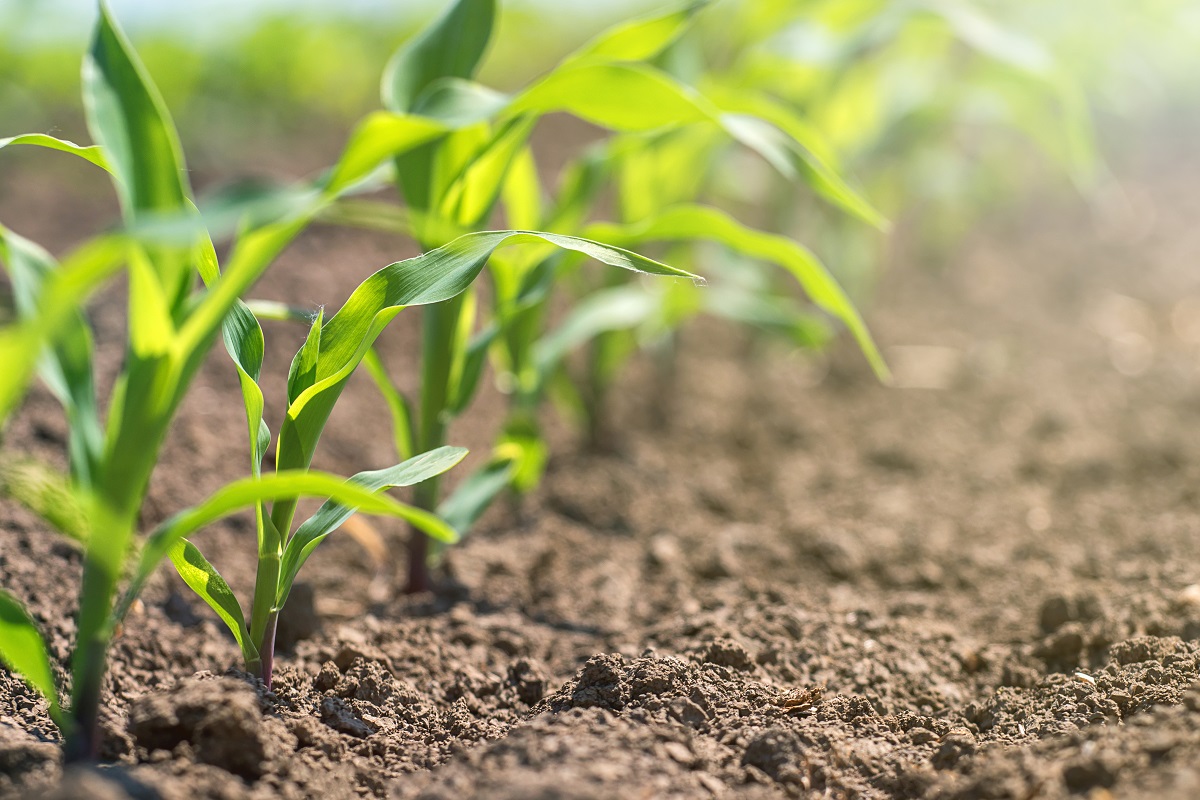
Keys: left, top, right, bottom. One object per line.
{"left": 568, "top": 0, "right": 709, "bottom": 64}
{"left": 0, "top": 590, "right": 60, "bottom": 720}
{"left": 382, "top": 0, "right": 495, "bottom": 113}
{"left": 584, "top": 205, "right": 889, "bottom": 381}
{"left": 0, "top": 236, "right": 128, "bottom": 430}
{"left": 84, "top": 3, "right": 190, "bottom": 218}
{"left": 0, "top": 134, "right": 111, "bottom": 173}
{"left": 533, "top": 284, "right": 659, "bottom": 382}
{"left": 168, "top": 540, "right": 256, "bottom": 663}
{"left": 275, "top": 230, "right": 701, "bottom": 478}
{"left": 126, "top": 470, "right": 459, "bottom": 612}
{"left": 0, "top": 227, "right": 103, "bottom": 484}
{"left": 278, "top": 447, "right": 468, "bottom": 603}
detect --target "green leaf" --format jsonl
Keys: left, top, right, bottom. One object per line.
{"left": 705, "top": 90, "right": 885, "bottom": 228}
{"left": 447, "top": 323, "right": 499, "bottom": 416}
{"left": 510, "top": 63, "right": 712, "bottom": 131}
{"left": 533, "top": 285, "right": 659, "bottom": 382}
{"left": 500, "top": 147, "right": 543, "bottom": 231}
{"left": 0, "top": 459, "right": 89, "bottom": 544}
{"left": 0, "top": 590, "right": 60, "bottom": 720}
{"left": 168, "top": 540, "right": 256, "bottom": 664}
{"left": 435, "top": 456, "right": 517, "bottom": 538}
{"left": 84, "top": 2, "right": 195, "bottom": 315}
{"left": 568, "top": 0, "right": 708, "bottom": 64}
{"left": 126, "top": 470, "right": 460, "bottom": 612}
{"left": 0, "top": 134, "right": 111, "bottom": 173}
{"left": 584, "top": 205, "right": 890, "bottom": 381}
{"left": 0, "top": 235, "right": 128, "bottom": 430}
{"left": 322, "top": 111, "right": 449, "bottom": 196}
{"left": 287, "top": 308, "right": 324, "bottom": 406}
{"left": 84, "top": 3, "right": 190, "bottom": 218}
{"left": 0, "top": 227, "right": 103, "bottom": 485}
{"left": 277, "top": 447, "right": 468, "bottom": 604}
{"left": 275, "top": 230, "right": 702, "bottom": 481}
{"left": 439, "top": 116, "right": 537, "bottom": 230}
{"left": 381, "top": 0, "right": 495, "bottom": 113}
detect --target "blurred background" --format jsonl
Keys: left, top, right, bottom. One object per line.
{"left": 2, "top": 0, "right": 1199, "bottom": 300}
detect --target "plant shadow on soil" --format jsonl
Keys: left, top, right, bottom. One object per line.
{"left": 4, "top": 123, "right": 1200, "bottom": 798}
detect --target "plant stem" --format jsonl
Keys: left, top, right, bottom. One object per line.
{"left": 404, "top": 295, "right": 464, "bottom": 593}
{"left": 248, "top": 508, "right": 283, "bottom": 684}
{"left": 65, "top": 497, "right": 140, "bottom": 763}
{"left": 258, "top": 612, "right": 278, "bottom": 690}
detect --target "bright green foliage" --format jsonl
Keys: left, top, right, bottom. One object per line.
{"left": 0, "top": 590, "right": 61, "bottom": 724}
{"left": 494, "top": 0, "right": 1098, "bottom": 452}
{"left": 0, "top": 2, "right": 505, "bottom": 758}
{"left": 307, "top": 0, "right": 890, "bottom": 588}
{"left": 0, "top": 0, "right": 710, "bottom": 755}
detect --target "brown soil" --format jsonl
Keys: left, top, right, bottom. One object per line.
{"left": 3, "top": 124, "right": 1200, "bottom": 799}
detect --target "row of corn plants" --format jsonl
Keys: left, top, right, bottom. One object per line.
{"left": 0, "top": 0, "right": 1080, "bottom": 765}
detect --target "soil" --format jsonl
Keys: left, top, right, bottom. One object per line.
{"left": 3, "top": 121, "right": 1200, "bottom": 799}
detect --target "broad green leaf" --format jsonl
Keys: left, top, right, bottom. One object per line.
{"left": 322, "top": 111, "right": 448, "bottom": 196}
{"left": 317, "top": 199, "right": 412, "bottom": 236}
{"left": 0, "top": 236, "right": 128, "bottom": 429}
{"left": 505, "top": 63, "right": 849, "bottom": 195}
{"left": 532, "top": 284, "right": 658, "bottom": 382}
{"left": 510, "top": 63, "right": 712, "bottom": 131}
{"left": 0, "top": 227, "right": 103, "bottom": 485}
{"left": 412, "top": 79, "right": 510, "bottom": 127}
{"left": 275, "top": 230, "right": 702, "bottom": 481}
{"left": 129, "top": 470, "right": 459, "bottom": 606}
{"left": 495, "top": 417, "right": 547, "bottom": 494}
{"left": 0, "top": 590, "right": 60, "bottom": 720}
{"left": 584, "top": 205, "right": 890, "bottom": 381}
{"left": 500, "top": 147, "right": 543, "bottom": 232}
{"left": 85, "top": 3, "right": 194, "bottom": 313}
{"left": 84, "top": 3, "right": 190, "bottom": 218}
{"left": 440, "top": 116, "right": 537, "bottom": 230}
{"left": 720, "top": 113, "right": 886, "bottom": 229}
{"left": 705, "top": 89, "right": 885, "bottom": 228}
{"left": 614, "top": 126, "right": 719, "bottom": 223}
{"left": 0, "top": 134, "right": 111, "bottom": 173}
{"left": 381, "top": 0, "right": 495, "bottom": 114}
{"left": 436, "top": 456, "right": 517, "bottom": 537}
{"left": 287, "top": 308, "right": 324, "bottom": 406}
{"left": 0, "top": 459, "right": 88, "bottom": 544}
{"left": 277, "top": 447, "right": 468, "bottom": 604}
{"left": 168, "top": 540, "right": 256, "bottom": 663}
{"left": 126, "top": 250, "right": 175, "bottom": 359}
{"left": 568, "top": 0, "right": 708, "bottom": 64}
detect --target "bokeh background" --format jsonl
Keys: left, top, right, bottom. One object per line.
{"left": 4, "top": 0, "right": 1199, "bottom": 303}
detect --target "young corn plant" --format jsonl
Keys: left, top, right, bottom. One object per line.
{"left": 0, "top": 2, "right": 689, "bottom": 761}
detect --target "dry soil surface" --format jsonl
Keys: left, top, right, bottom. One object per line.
{"left": 2, "top": 126, "right": 1200, "bottom": 799}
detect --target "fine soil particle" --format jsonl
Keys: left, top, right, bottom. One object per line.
{"left": 4, "top": 122, "right": 1200, "bottom": 798}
